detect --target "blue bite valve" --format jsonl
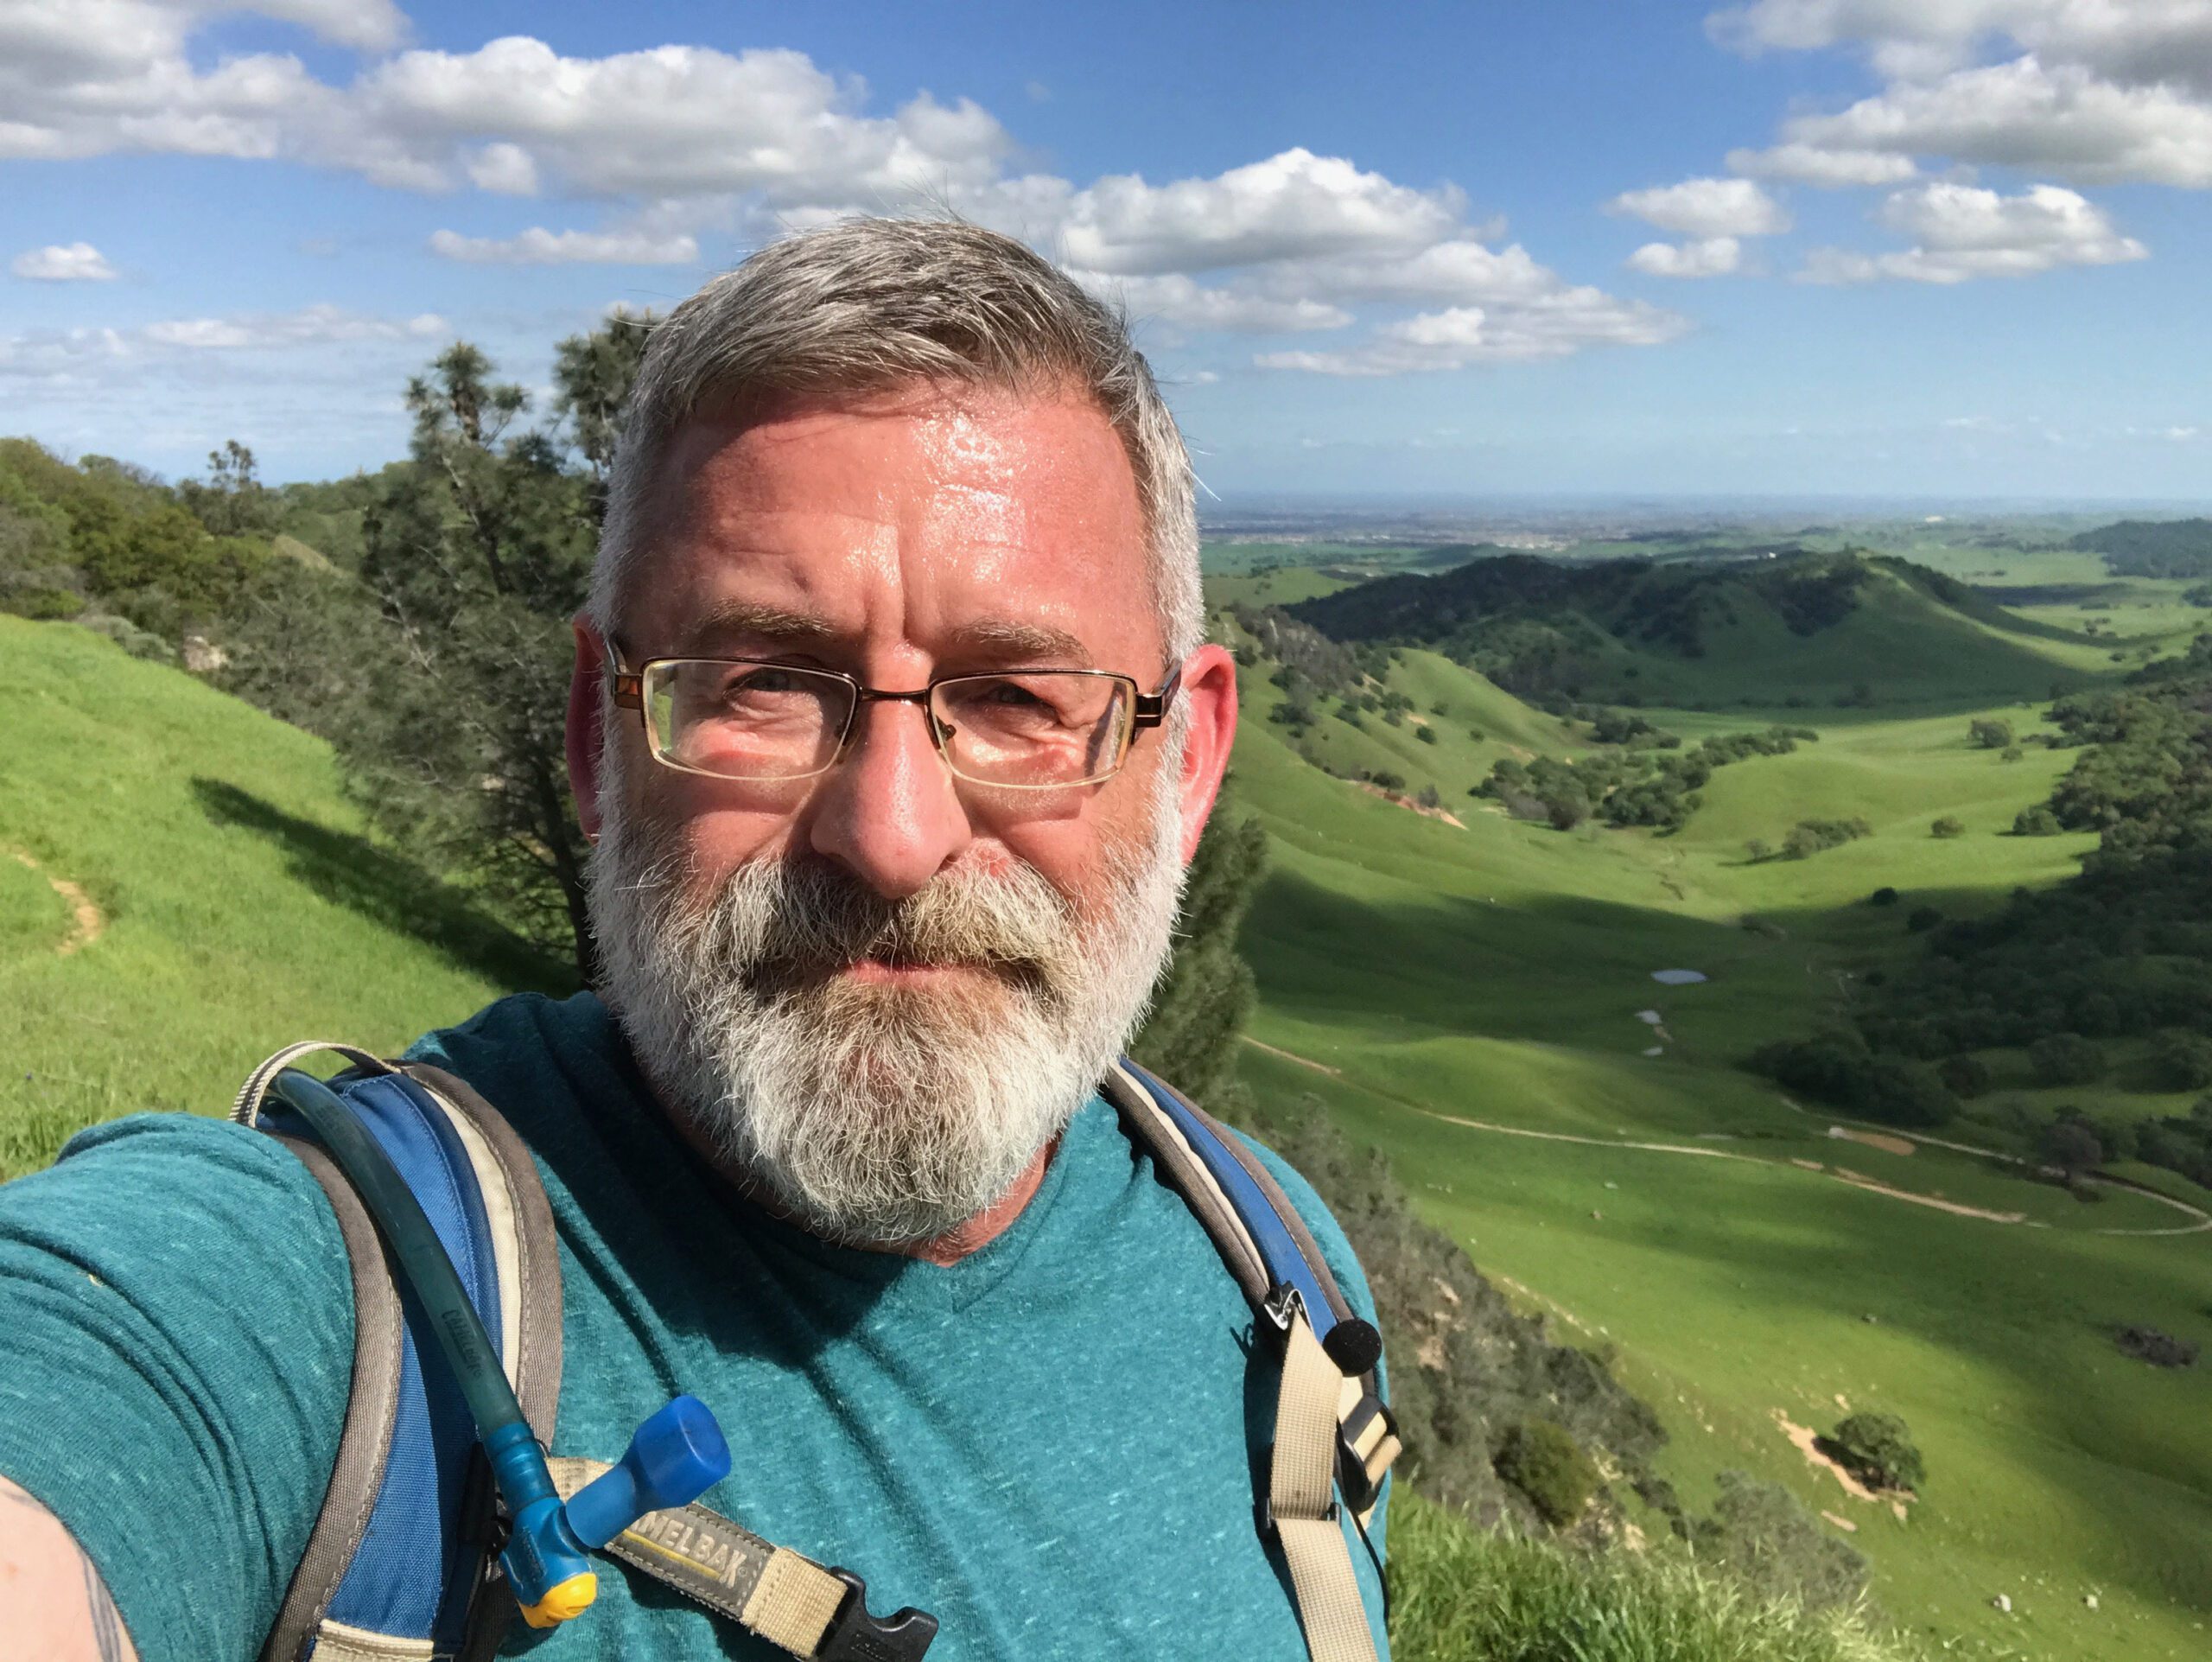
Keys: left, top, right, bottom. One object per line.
{"left": 566, "top": 1395, "right": 733, "bottom": 1550}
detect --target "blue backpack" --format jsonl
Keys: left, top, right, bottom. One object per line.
{"left": 232, "top": 1043, "right": 1401, "bottom": 1662}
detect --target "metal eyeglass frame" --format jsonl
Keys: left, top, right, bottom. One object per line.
{"left": 607, "top": 639, "right": 1184, "bottom": 790}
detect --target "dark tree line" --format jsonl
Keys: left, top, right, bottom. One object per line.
{"left": 1754, "top": 636, "right": 2212, "bottom": 1186}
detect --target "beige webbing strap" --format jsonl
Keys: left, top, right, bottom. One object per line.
{"left": 1272, "top": 1310, "right": 1382, "bottom": 1662}
{"left": 546, "top": 1456, "right": 852, "bottom": 1659}
{"left": 742, "top": 1551, "right": 853, "bottom": 1655}
{"left": 232, "top": 1041, "right": 391, "bottom": 1125}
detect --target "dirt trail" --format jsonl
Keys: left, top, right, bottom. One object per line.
{"left": 7, "top": 848, "right": 104, "bottom": 955}
{"left": 1351, "top": 780, "right": 1466, "bottom": 828}
{"left": 1777, "top": 1097, "right": 2212, "bottom": 1237}
{"left": 1243, "top": 1039, "right": 2212, "bottom": 1239}
{"left": 1242, "top": 1037, "right": 1342, "bottom": 1076}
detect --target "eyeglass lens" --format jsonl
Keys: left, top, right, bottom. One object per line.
{"left": 641, "top": 661, "right": 1135, "bottom": 786}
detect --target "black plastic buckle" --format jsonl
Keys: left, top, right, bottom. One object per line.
{"left": 1336, "top": 1404, "right": 1395, "bottom": 1517}
{"left": 819, "top": 1567, "right": 938, "bottom": 1662}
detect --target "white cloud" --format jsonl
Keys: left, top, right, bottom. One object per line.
{"left": 11, "top": 241, "right": 117, "bottom": 280}
{"left": 1052, "top": 149, "right": 1464, "bottom": 275}
{"left": 1726, "top": 141, "right": 1921, "bottom": 184}
{"left": 0, "top": 15, "right": 1678, "bottom": 380}
{"left": 1256, "top": 290, "right": 1688, "bottom": 376}
{"left": 1607, "top": 175, "right": 1790, "bottom": 236}
{"left": 1798, "top": 180, "right": 2146, "bottom": 280}
{"left": 428, "top": 226, "right": 697, "bottom": 264}
{"left": 1708, "top": 3, "right": 2212, "bottom": 188}
{"left": 1778, "top": 56, "right": 2212, "bottom": 187}
{"left": 1627, "top": 236, "right": 1745, "bottom": 277}
{"left": 0, "top": 23, "right": 1014, "bottom": 201}
{"left": 0, "top": 304, "right": 446, "bottom": 381}
{"left": 1711, "top": 1, "right": 2212, "bottom": 93}
{"left": 140, "top": 304, "right": 447, "bottom": 348}
{"left": 1077, "top": 271, "right": 1351, "bottom": 333}
{"left": 464, "top": 141, "right": 537, "bottom": 195}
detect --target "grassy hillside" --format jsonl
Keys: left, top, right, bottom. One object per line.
{"left": 1222, "top": 594, "right": 2212, "bottom": 1660}
{"left": 1288, "top": 551, "right": 2119, "bottom": 710}
{"left": 0, "top": 615, "right": 569, "bottom": 1177}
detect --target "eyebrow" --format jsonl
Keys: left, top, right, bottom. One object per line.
{"left": 944, "top": 617, "right": 1093, "bottom": 667}
{"left": 679, "top": 602, "right": 1094, "bottom": 668}
{"left": 681, "top": 600, "right": 840, "bottom": 652}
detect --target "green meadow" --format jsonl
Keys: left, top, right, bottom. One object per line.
{"left": 1216, "top": 559, "right": 2212, "bottom": 1659}
{"left": 0, "top": 614, "right": 569, "bottom": 1177}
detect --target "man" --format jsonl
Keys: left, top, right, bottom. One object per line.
{"left": 0, "top": 218, "right": 1387, "bottom": 1659}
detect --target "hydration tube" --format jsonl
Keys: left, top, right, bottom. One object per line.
{"left": 270, "top": 1067, "right": 731, "bottom": 1630}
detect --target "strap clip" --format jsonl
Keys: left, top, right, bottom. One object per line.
{"left": 819, "top": 1567, "right": 938, "bottom": 1662}
{"left": 1261, "top": 1280, "right": 1306, "bottom": 1335}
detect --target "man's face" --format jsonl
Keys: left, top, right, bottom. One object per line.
{"left": 570, "top": 382, "right": 1236, "bottom": 1245}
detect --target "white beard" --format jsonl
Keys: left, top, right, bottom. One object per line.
{"left": 585, "top": 737, "right": 1187, "bottom": 1247}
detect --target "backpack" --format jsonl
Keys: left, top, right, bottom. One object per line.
{"left": 232, "top": 1041, "right": 1402, "bottom": 1662}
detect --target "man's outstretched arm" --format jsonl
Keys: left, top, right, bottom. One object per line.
{"left": 2, "top": 1474, "right": 140, "bottom": 1661}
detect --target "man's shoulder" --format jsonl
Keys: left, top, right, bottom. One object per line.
{"left": 402, "top": 990, "right": 624, "bottom": 1127}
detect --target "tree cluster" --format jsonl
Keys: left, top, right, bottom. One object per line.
{"left": 1479, "top": 723, "right": 1816, "bottom": 837}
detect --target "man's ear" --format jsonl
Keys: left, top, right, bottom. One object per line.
{"left": 567, "top": 617, "right": 609, "bottom": 844}
{"left": 1170, "top": 642, "right": 1238, "bottom": 864}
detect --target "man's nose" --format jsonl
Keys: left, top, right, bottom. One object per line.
{"left": 804, "top": 697, "right": 971, "bottom": 898}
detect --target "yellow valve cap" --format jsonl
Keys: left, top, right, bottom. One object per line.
{"left": 519, "top": 1571, "right": 599, "bottom": 1628}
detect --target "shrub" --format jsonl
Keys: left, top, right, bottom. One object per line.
{"left": 2116, "top": 1325, "right": 2199, "bottom": 1368}
{"left": 1969, "top": 717, "right": 2014, "bottom": 749}
{"left": 1930, "top": 816, "right": 1966, "bottom": 838}
{"left": 1369, "top": 770, "right": 1406, "bottom": 793}
{"left": 1687, "top": 1472, "right": 1872, "bottom": 1615}
{"left": 1416, "top": 784, "right": 1441, "bottom": 810}
{"left": 2041, "top": 1117, "right": 2104, "bottom": 1179}
{"left": 2012, "top": 806, "right": 2062, "bottom": 836}
{"left": 2030, "top": 1033, "right": 2106, "bottom": 1086}
{"left": 1825, "top": 1412, "right": 1925, "bottom": 1493}
{"left": 1493, "top": 1418, "right": 1600, "bottom": 1527}
{"left": 1782, "top": 818, "right": 1872, "bottom": 859}
{"left": 1466, "top": 726, "right": 1485, "bottom": 741}
{"left": 2154, "top": 1029, "right": 2212, "bottom": 1091}
{"left": 1937, "top": 1054, "right": 1992, "bottom": 1098}
{"left": 1750, "top": 1037, "right": 1958, "bottom": 1129}
{"left": 2001, "top": 744, "right": 2024, "bottom": 761}
{"left": 1415, "top": 724, "right": 1438, "bottom": 744}
{"left": 1388, "top": 1487, "right": 1903, "bottom": 1662}
{"left": 1868, "top": 886, "right": 1899, "bottom": 907}
{"left": 1745, "top": 838, "right": 1772, "bottom": 862}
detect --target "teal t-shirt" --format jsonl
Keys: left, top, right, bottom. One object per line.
{"left": 0, "top": 993, "right": 1389, "bottom": 1660}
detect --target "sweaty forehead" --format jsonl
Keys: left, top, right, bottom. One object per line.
{"left": 628, "top": 386, "right": 1156, "bottom": 665}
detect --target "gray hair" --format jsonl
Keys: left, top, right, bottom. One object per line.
{"left": 588, "top": 217, "right": 1202, "bottom": 664}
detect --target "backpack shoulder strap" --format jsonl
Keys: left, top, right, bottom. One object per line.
{"left": 1101, "top": 1059, "right": 1399, "bottom": 1662}
{"left": 235, "top": 1045, "right": 563, "bottom": 1662}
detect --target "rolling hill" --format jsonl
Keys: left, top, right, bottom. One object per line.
{"left": 1217, "top": 582, "right": 2212, "bottom": 1661}
{"left": 1285, "top": 550, "right": 2109, "bottom": 710}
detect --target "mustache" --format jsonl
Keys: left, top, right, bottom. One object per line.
{"left": 677, "top": 854, "right": 1081, "bottom": 994}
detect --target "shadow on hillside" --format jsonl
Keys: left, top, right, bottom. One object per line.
{"left": 191, "top": 777, "right": 577, "bottom": 997}
{"left": 1242, "top": 869, "right": 2212, "bottom": 1595}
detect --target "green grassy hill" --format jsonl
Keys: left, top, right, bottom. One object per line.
{"left": 0, "top": 614, "right": 570, "bottom": 1177}
{"left": 1218, "top": 589, "right": 2212, "bottom": 1660}
{"left": 1287, "top": 551, "right": 2120, "bottom": 710}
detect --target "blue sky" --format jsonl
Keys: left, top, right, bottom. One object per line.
{"left": 4, "top": 0, "right": 2211, "bottom": 501}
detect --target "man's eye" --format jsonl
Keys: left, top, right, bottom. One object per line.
{"left": 728, "top": 667, "right": 804, "bottom": 696}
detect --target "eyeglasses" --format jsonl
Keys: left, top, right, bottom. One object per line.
{"left": 607, "top": 642, "right": 1181, "bottom": 790}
